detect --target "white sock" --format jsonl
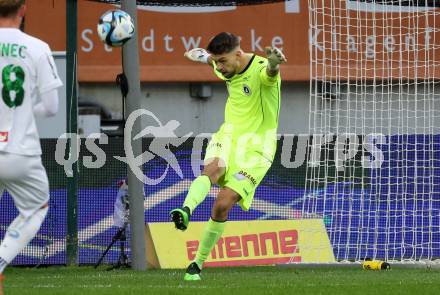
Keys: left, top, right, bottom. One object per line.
{"left": 0, "top": 206, "right": 48, "bottom": 273}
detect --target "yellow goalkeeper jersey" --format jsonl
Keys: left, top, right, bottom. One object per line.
{"left": 213, "top": 54, "right": 281, "bottom": 158}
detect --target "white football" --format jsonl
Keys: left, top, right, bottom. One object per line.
{"left": 97, "top": 9, "right": 135, "bottom": 47}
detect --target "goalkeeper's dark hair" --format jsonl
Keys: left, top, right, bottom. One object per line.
{"left": 207, "top": 32, "right": 240, "bottom": 55}
{"left": 0, "top": 0, "right": 25, "bottom": 17}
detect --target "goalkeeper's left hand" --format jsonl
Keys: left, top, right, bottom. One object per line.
{"left": 184, "top": 48, "right": 210, "bottom": 64}
{"left": 264, "top": 46, "right": 287, "bottom": 68}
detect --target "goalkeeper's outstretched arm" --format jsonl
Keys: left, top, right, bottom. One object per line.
{"left": 184, "top": 48, "right": 213, "bottom": 68}
{"left": 264, "top": 46, "right": 287, "bottom": 77}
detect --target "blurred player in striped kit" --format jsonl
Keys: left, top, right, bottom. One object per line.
{"left": 0, "top": 1, "right": 62, "bottom": 293}
{"left": 171, "top": 32, "right": 286, "bottom": 280}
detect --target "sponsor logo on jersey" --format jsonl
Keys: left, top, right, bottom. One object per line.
{"left": 235, "top": 170, "right": 257, "bottom": 186}
{"left": 0, "top": 132, "right": 8, "bottom": 142}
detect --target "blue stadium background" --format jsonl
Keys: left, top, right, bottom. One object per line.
{"left": 0, "top": 135, "right": 439, "bottom": 265}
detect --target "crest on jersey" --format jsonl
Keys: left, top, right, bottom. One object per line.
{"left": 243, "top": 84, "right": 252, "bottom": 96}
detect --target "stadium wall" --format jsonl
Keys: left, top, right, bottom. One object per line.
{"left": 79, "top": 82, "right": 311, "bottom": 135}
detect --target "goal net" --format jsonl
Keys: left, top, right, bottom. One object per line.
{"left": 305, "top": 0, "right": 440, "bottom": 263}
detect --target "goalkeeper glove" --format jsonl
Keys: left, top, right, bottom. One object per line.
{"left": 264, "top": 46, "right": 287, "bottom": 69}
{"left": 184, "top": 48, "right": 210, "bottom": 64}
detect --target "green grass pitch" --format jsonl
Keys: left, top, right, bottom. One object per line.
{"left": 3, "top": 265, "right": 440, "bottom": 295}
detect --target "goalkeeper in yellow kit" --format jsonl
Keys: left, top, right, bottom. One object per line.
{"left": 170, "top": 32, "right": 287, "bottom": 280}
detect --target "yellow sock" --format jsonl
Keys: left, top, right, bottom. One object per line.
{"left": 194, "top": 219, "right": 226, "bottom": 269}
{"left": 183, "top": 175, "right": 211, "bottom": 214}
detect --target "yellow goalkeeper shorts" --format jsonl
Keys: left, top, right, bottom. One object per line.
{"left": 204, "top": 132, "right": 273, "bottom": 211}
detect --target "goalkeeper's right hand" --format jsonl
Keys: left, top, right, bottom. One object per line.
{"left": 184, "top": 48, "right": 210, "bottom": 64}
{"left": 265, "top": 46, "right": 287, "bottom": 67}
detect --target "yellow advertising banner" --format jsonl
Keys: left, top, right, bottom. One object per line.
{"left": 145, "top": 219, "right": 335, "bottom": 269}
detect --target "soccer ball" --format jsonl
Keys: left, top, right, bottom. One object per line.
{"left": 97, "top": 9, "right": 135, "bottom": 47}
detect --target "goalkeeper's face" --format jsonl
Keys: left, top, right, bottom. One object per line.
{"left": 212, "top": 49, "right": 241, "bottom": 79}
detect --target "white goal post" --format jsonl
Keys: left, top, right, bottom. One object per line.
{"left": 305, "top": 0, "right": 440, "bottom": 264}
